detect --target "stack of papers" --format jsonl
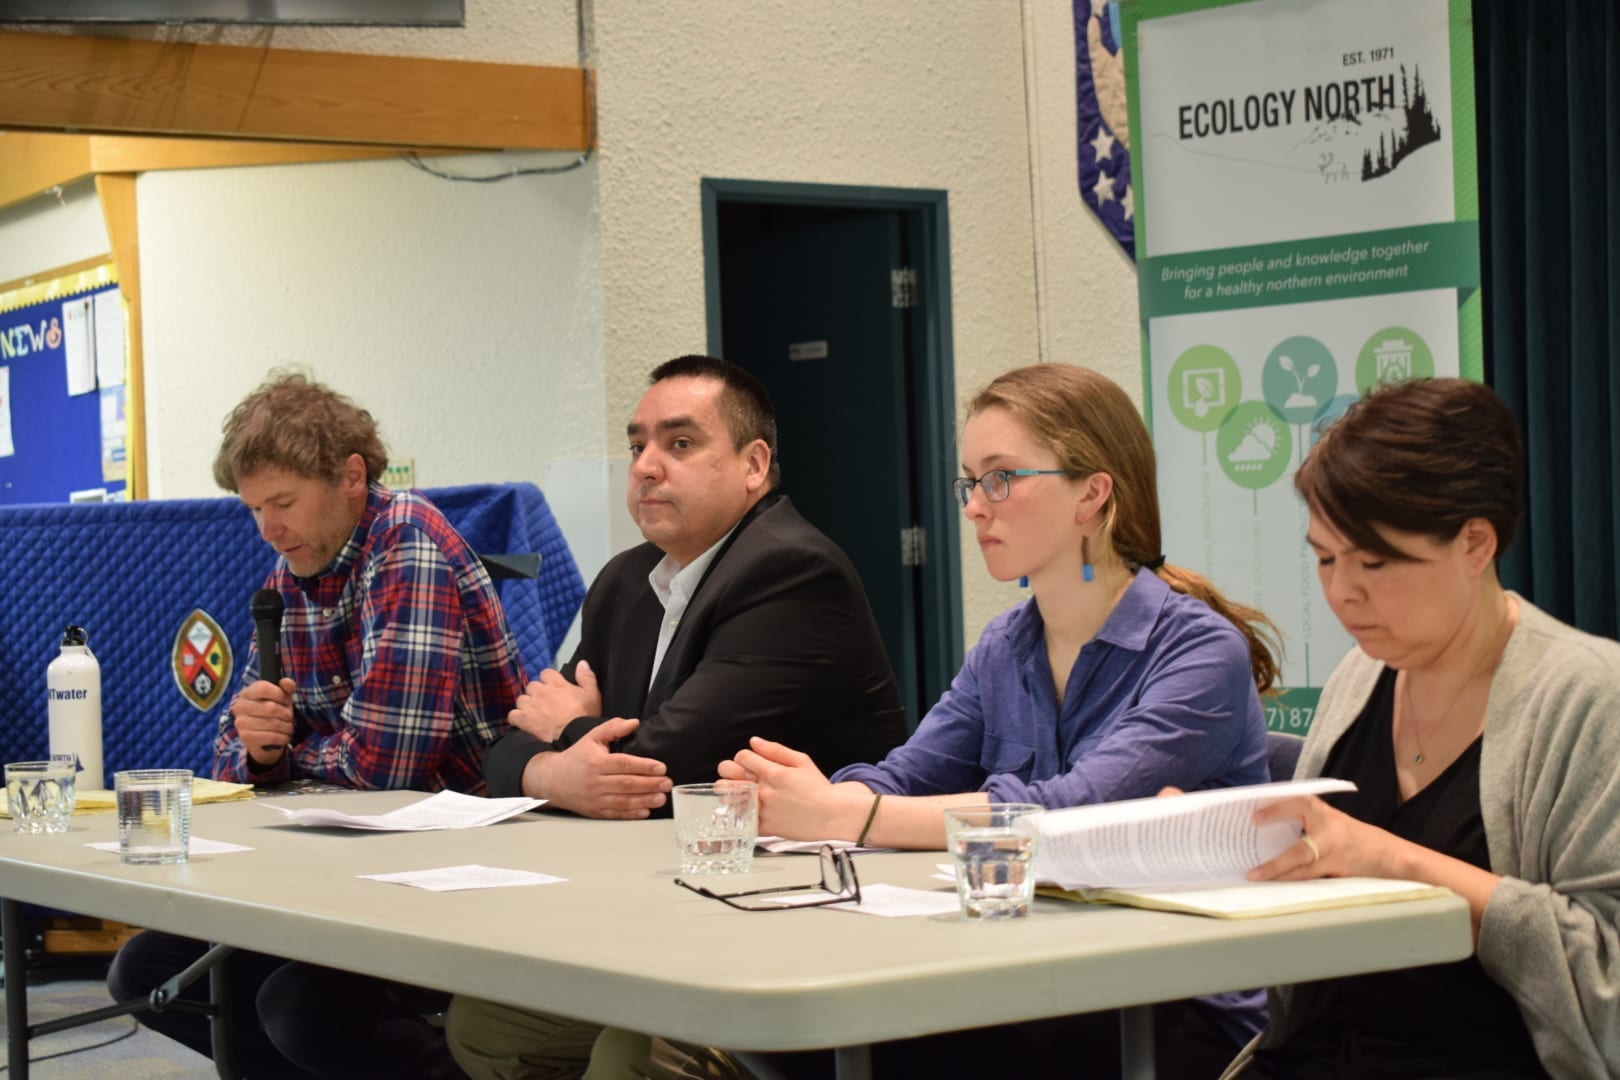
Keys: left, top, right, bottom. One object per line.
{"left": 1, "top": 778, "right": 255, "bottom": 818}
{"left": 262, "top": 790, "right": 543, "bottom": 831}
{"left": 1040, "top": 877, "right": 1451, "bottom": 919}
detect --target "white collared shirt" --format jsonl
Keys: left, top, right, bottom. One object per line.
{"left": 645, "top": 525, "right": 738, "bottom": 695}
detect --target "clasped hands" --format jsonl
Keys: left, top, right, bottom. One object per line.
{"left": 508, "top": 661, "right": 604, "bottom": 743}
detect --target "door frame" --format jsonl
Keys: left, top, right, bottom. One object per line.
{"left": 700, "top": 178, "right": 964, "bottom": 719}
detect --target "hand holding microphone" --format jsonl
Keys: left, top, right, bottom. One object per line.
{"left": 242, "top": 589, "right": 295, "bottom": 761}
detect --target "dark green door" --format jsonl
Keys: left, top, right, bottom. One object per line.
{"left": 717, "top": 202, "right": 924, "bottom": 724}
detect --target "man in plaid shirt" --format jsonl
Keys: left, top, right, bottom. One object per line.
{"left": 109, "top": 370, "right": 526, "bottom": 1080}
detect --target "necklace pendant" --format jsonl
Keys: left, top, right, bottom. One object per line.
{"left": 1413, "top": 752, "right": 1424, "bottom": 765}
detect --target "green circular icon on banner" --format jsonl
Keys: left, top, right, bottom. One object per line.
{"left": 1261, "top": 336, "right": 1338, "bottom": 425}
{"left": 1168, "top": 345, "right": 1241, "bottom": 433}
{"left": 1216, "top": 401, "right": 1292, "bottom": 490}
{"left": 1355, "top": 327, "right": 1433, "bottom": 391}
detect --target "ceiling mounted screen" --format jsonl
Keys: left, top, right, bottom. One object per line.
{"left": 0, "top": 0, "right": 462, "bottom": 26}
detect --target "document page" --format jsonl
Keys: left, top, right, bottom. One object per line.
{"left": 1032, "top": 777, "right": 1354, "bottom": 890}
{"left": 263, "top": 790, "right": 543, "bottom": 831}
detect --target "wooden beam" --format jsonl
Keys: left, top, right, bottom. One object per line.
{"left": 0, "top": 131, "right": 91, "bottom": 211}
{"left": 0, "top": 130, "right": 467, "bottom": 213}
{"left": 0, "top": 30, "right": 589, "bottom": 151}
{"left": 95, "top": 172, "right": 146, "bottom": 500}
{"left": 84, "top": 134, "right": 461, "bottom": 174}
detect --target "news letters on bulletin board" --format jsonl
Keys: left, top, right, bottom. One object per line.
{"left": 0, "top": 260, "right": 130, "bottom": 505}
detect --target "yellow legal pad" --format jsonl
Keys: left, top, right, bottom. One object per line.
{"left": 1, "top": 778, "right": 256, "bottom": 817}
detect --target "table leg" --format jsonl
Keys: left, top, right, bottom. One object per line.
{"left": 1120, "top": 1005, "right": 1156, "bottom": 1080}
{"left": 3, "top": 898, "right": 28, "bottom": 1079}
{"left": 209, "top": 947, "right": 235, "bottom": 1080}
{"left": 833, "top": 1045, "right": 872, "bottom": 1080}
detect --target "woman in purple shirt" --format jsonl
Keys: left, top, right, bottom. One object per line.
{"left": 719, "top": 363, "right": 1279, "bottom": 1076}
{"left": 723, "top": 363, "right": 1275, "bottom": 843}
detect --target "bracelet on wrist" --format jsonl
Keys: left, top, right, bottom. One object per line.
{"left": 855, "top": 792, "right": 883, "bottom": 847}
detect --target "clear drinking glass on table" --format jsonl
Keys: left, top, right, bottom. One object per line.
{"left": 5, "top": 759, "right": 77, "bottom": 834}
{"left": 944, "top": 802, "right": 1044, "bottom": 919}
{"left": 114, "top": 768, "right": 193, "bottom": 865}
{"left": 672, "top": 780, "right": 758, "bottom": 875}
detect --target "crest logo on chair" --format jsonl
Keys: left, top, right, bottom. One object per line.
{"left": 172, "top": 609, "right": 232, "bottom": 712}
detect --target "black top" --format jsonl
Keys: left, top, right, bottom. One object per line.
{"left": 1254, "top": 669, "right": 1548, "bottom": 1079}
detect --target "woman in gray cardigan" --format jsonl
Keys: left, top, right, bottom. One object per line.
{"left": 1227, "top": 378, "right": 1620, "bottom": 1079}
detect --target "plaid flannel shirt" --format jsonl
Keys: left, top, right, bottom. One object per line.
{"left": 214, "top": 484, "right": 526, "bottom": 793}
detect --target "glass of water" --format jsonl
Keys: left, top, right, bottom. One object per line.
{"left": 50, "top": 753, "right": 79, "bottom": 816}
{"left": 5, "top": 759, "right": 78, "bottom": 834}
{"left": 944, "top": 803, "right": 1044, "bottom": 919}
{"left": 672, "top": 780, "right": 758, "bottom": 875}
{"left": 114, "top": 769, "right": 193, "bottom": 865}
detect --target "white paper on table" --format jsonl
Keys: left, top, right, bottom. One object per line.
{"left": 261, "top": 790, "right": 544, "bottom": 831}
{"left": 933, "top": 862, "right": 956, "bottom": 882}
{"left": 62, "top": 298, "right": 95, "bottom": 395}
{"left": 756, "top": 882, "right": 961, "bottom": 918}
{"left": 828, "top": 883, "right": 962, "bottom": 917}
{"left": 359, "top": 864, "right": 566, "bottom": 892}
{"left": 756, "top": 835, "right": 890, "bottom": 854}
{"left": 0, "top": 366, "right": 14, "bottom": 457}
{"left": 86, "top": 837, "right": 254, "bottom": 855}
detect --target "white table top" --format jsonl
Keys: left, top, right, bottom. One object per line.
{"left": 0, "top": 790, "right": 1474, "bottom": 1051}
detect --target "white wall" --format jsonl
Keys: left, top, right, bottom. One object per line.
{"left": 136, "top": 154, "right": 604, "bottom": 498}
{"left": 3, "top": 0, "right": 1148, "bottom": 651}
{"left": 0, "top": 178, "right": 108, "bottom": 285}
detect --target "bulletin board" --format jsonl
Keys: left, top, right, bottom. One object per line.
{"left": 0, "top": 259, "right": 132, "bottom": 505}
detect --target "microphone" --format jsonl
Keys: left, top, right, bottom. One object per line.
{"left": 251, "top": 588, "right": 284, "bottom": 683}
{"left": 250, "top": 589, "right": 287, "bottom": 754}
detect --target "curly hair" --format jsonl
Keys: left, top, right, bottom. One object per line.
{"left": 212, "top": 370, "right": 387, "bottom": 491}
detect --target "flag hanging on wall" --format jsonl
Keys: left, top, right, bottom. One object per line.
{"left": 1075, "top": 0, "right": 1135, "bottom": 258}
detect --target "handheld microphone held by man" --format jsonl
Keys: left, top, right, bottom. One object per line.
{"left": 250, "top": 589, "right": 286, "bottom": 752}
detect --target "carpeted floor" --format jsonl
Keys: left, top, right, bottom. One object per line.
{"left": 0, "top": 974, "right": 217, "bottom": 1078}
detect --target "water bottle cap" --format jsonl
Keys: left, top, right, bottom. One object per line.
{"left": 61, "top": 625, "right": 88, "bottom": 647}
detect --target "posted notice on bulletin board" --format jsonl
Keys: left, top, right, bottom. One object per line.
{"left": 0, "top": 260, "right": 130, "bottom": 504}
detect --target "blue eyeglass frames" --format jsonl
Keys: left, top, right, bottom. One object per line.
{"left": 952, "top": 469, "right": 1073, "bottom": 508}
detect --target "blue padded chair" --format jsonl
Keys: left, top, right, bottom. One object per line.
{"left": 1267, "top": 730, "right": 1306, "bottom": 782}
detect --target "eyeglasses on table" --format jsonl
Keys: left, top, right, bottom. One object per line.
{"left": 673, "top": 845, "right": 860, "bottom": 911}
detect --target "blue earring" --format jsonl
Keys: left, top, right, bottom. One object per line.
{"left": 1019, "top": 576, "right": 1029, "bottom": 588}
{"left": 1082, "top": 537, "right": 1095, "bottom": 583}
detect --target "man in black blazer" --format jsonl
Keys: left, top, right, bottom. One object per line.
{"left": 482, "top": 354, "right": 907, "bottom": 819}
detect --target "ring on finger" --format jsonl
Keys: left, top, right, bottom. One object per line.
{"left": 1301, "top": 833, "right": 1321, "bottom": 862}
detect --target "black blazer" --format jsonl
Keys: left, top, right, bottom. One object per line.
{"left": 484, "top": 493, "right": 908, "bottom": 800}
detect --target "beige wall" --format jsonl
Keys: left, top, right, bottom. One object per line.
{"left": 134, "top": 155, "right": 604, "bottom": 499}
{"left": 0, "top": 178, "right": 108, "bottom": 284}
{"left": 1, "top": 0, "right": 1145, "bottom": 650}
{"left": 592, "top": 0, "right": 1142, "bottom": 641}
